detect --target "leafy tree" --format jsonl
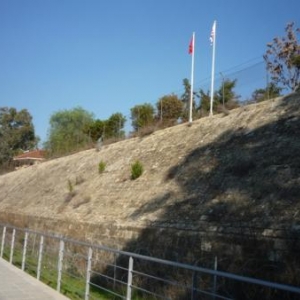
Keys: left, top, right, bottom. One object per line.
{"left": 215, "top": 79, "right": 240, "bottom": 110}
{"left": 251, "top": 83, "right": 282, "bottom": 102}
{"left": 198, "top": 79, "right": 239, "bottom": 115}
{"left": 85, "top": 119, "right": 105, "bottom": 142}
{"left": 45, "top": 107, "right": 94, "bottom": 154}
{"left": 215, "top": 79, "right": 237, "bottom": 105}
{"left": 84, "top": 112, "right": 126, "bottom": 142}
{"left": 181, "top": 78, "right": 197, "bottom": 121}
{"left": 130, "top": 103, "right": 155, "bottom": 132}
{"left": 264, "top": 22, "right": 300, "bottom": 91}
{"left": 181, "top": 78, "right": 191, "bottom": 109}
{"left": 105, "top": 113, "right": 126, "bottom": 139}
{"left": 0, "top": 107, "right": 37, "bottom": 167}
{"left": 198, "top": 89, "right": 211, "bottom": 114}
{"left": 156, "top": 94, "right": 183, "bottom": 125}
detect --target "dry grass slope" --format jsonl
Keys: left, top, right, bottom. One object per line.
{"left": 0, "top": 93, "right": 299, "bottom": 262}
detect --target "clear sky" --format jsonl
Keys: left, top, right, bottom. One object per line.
{"left": 0, "top": 0, "right": 299, "bottom": 143}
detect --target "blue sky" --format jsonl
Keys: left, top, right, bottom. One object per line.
{"left": 0, "top": 0, "right": 299, "bottom": 143}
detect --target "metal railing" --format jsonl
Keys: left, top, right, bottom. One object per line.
{"left": 1, "top": 223, "right": 300, "bottom": 300}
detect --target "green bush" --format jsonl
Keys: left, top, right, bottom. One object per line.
{"left": 67, "top": 179, "right": 74, "bottom": 193}
{"left": 65, "top": 179, "right": 76, "bottom": 203}
{"left": 98, "top": 161, "right": 106, "bottom": 174}
{"left": 131, "top": 160, "right": 144, "bottom": 180}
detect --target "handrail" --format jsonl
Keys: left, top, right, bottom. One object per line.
{"left": 1, "top": 222, "right": 300, "bottom": 299}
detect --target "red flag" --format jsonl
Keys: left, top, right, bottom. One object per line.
{"left": 188, "top": 36, "right": 193, "bottom": 54}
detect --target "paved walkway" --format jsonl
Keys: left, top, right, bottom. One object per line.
{"left": 0, "top": 258, "right": 69, "bottom": 300}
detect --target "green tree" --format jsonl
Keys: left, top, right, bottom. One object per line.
{"left": 105, "top": 113, "right": 126, "bottom": 139}
{"left": 130, "top": 103, "right": 155, "bottom": 132}
{"left": 156, "top": 94, "right": 183, "bottom": 125}
{"left": 264, "top": 22, "right": 300, "bottom": 91}
{"left": 251, "top": 83, "right": 282, "bottom": 102}
{"left": 84, "top": 112, "right": 126, "bottom": 142}
{"left": 45, "top": 107, "right": 94, "bottom": 155}
{"left": 215, "top": 79, "right": 237, "bottom": 105}
{"left": 215, "top": 79, "right": 240, "bottom": 110}
{"left": 85, "top": 119, "right": 105, "bottom": 142}
{"left": 198, "top": 89, "right": 211, "bottom": 115}
{"left": 181, "top": 78, "right": 197, "bottom": 121}
{"left": 0, "top": 107, "right": 37, "bottom": 167}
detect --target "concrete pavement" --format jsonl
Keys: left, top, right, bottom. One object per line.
{"left": 0, "top": 258, "right": 69, "bottom": 300}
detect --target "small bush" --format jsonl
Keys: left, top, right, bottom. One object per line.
{"left": 67, "top": 179, "right": 74, "bottom": 193}
{"left": 131, "top": 160, "right": 144, "bottom": 180}
{"left": 98, "top": 161, "right": 106, "bottom": 174}
{"left": 65, "top": 179, "right": 76, "bottom": 203}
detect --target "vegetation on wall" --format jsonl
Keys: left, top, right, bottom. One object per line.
{"left": 156, "top": 94, "right": 183, "bottom": 126}
{"left": 264, "top": 22, "right": 300, "bottom": 91}
{"left": 130, "top": 103, "right": 155, "bottom": 132}
{"left": 44, "top": 107, "right": 94, "bottom": 156}
{"left": 0, "top": 107, "right": 38, "bottom": 172}
{"left": 131, "top": 160, "right": 144, "bottom": 180}
{"left": 98, "top": 160, "right": 106, "bottom": 174}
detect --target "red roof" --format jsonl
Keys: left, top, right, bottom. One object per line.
{"left": 13, "top": 150, "right": 46, "bottom": 161}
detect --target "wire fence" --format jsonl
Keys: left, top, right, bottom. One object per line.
{"left": 122, "top": 58, "right": 273, "bottom": 129}
{"left": 1, "top": 223, "right": 300, "bottom": 300}
{"left": 198, "top": 60, "right": 268, "bottom": 102}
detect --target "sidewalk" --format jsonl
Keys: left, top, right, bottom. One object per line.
{"left": 0, "top": 258, "right": 69, "bottom": 300}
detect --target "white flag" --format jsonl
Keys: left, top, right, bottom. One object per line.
{"left": 210, "top": 21, "right": 216, "bottom": 45}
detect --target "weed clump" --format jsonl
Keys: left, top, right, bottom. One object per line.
{"left": 131, "top": 160, "right": 144, "bottom": 180}
{"left": 65, "top": 179, "right": 76, "bottom": 203}
{"left": 98, "top": 161, "right": 106, "bottom": 174}
{"left": 67, "top": 179, "right": 74, "bottom": 193}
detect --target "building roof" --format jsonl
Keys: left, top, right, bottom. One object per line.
{"left": 13, "top": 150, "right": 46, "bottom": 161}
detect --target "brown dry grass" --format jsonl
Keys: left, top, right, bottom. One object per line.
{"left": 0, "top": 93, "right": 299, "bottom": 254}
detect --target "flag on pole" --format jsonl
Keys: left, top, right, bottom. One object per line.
{"left": 188, "top": 32, "right": 195, "bottom": 123}
{"left": 188, "top": 35, "right": 194, "bottom": 54}
{"left": 210, "top": 21, "right": 217, "bottom": 116}
{"left": 210, "top": 21, "right": 216, "bottom": 45}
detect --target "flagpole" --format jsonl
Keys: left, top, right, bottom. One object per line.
{"left": 189, "top": 32, "right": 195, "bottom": 124}
{"left": 210, "top": 21, "right": 216, "bottom": 116}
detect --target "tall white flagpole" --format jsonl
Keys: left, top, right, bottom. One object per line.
{"left": 189, "top": 32, "right": 195, "bottom": 124}
{"left": 210, "top": 21, "right": 217, "bottom": 116}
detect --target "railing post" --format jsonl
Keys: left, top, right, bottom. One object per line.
{"left": 0, "top": 226, "right": 6, "bottom": 258}
{"left": 37, "top": 235, "right": 44, "bottom": 280}
{"left": 9, "top": 228, "right": 16, "bottom": 264}
{"left": 212, "top": 256, "right": 218, "bottom": 299}
{"left": 126, "top": 256, "right": 133, "bottom": 300}
{"left": 22, "top": 231, "right": 29, "bottom": 271}
{"left": 85, "top": 247, "right": 93, "bottom": 300}
{"left": 113, "top": 252, "right": 117, "bottom": 290}
{"left": 191, "top": 271, "right": 199, "bottom": 300}
{"left": 57, "top": 239, "right": 64, "bottom": 293}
